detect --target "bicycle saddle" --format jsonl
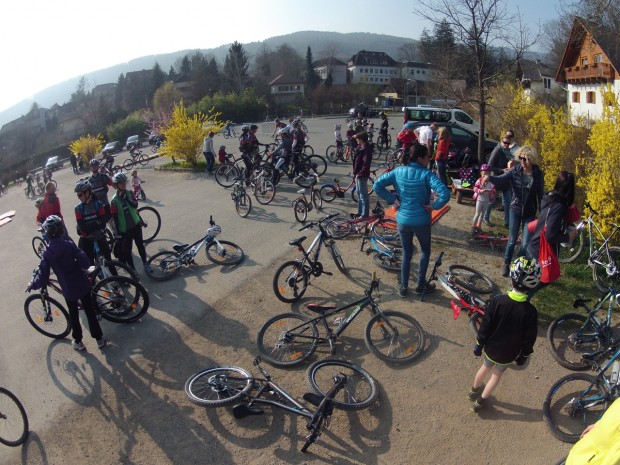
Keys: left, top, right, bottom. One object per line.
{"left": 289, "top": 237, "right": 306, "bottom": 247}
{"left": 302, "top": 392, "right": 325, "bottom": 407}
{"left": 173, "top": 244, "right": 189, "bottom": 252}
{"left": 306, "top": 303, "right": 337, "bottom": 313}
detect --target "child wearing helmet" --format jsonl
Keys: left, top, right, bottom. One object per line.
{"left": 467, "top": 256, "right": 541, "bottom": 413}
{"left": 130, "top": 169, "right": 145, "bottom": 200}
{"left": 471, "top": 164, "right": 496, "bottom": 234}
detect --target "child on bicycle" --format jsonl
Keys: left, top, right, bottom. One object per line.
{"left": 130, "top": 169, "right": 145, "bottom": 199}
{"left": 467, "top": 257, "right": 540, "bottom": 413}
{"left": 471, "top": 164, "right": 496, "bottom": 234}
{"left": 28, "top": 215, "right": 106, "bottom": 351}
{"left": 218, "top": 145, "right": 227, "bottom": 164}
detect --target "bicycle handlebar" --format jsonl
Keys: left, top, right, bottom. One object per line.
{"left": 298, "top": 213, "right": 339, "bottom": 231}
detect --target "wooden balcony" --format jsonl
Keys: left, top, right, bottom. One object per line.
{"left": 564, "top": 63, "right": 615, "bottom": 83}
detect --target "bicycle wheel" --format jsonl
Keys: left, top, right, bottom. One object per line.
{"left": 293, "top": 199, "right": 308, "bottom": 223}
{"left": 371, "top": 143, "right": 383, "bottom": 160}
{"left": 327, "top": 240, "right": 346, "bottom": 274}
{"left": 0, "top": 388, "right": 29, "bottom": 447}
{"left": 138, "top": 153, "right": 149, "bottom": 166}
{"left": 205, "top": 240, "right": 244, "bottom": 266}
{"left": 319, "top": 185, "right": 338, "bottom": 203}
{"left": 273, "top": 260, "right": 309, "bottom": 303}
{"left": 123, "top": 159, "right": 134, "bottom": 171}
{"left": 305, "top": 154, "right": 327, "bottom": 177}
{"left": 469, "top": 312, "right": 483, "bottom": 339}
{"left": 253, "top": 178, "right": 275, "bottom": 205}
{"left": 294, "top": 162, "right": 318, "bottom": 188}
{"left": 91, "top": 275, "right": 149, "bottom": 323}
{"left": 370, "top": 219, "right": 399, "bottom": 242}
{"left": 325, "top": 216, "right": 353, "bottom": 239}
{"left": 326, "top": 145, "right": 339, "bottom": 163}
{"left": 305, "top": 359, "right": 378, "bottom": 411}
{"left": 215, "top": 164, "right": 240, "bottom": 188}
{"left": 351, "top": 182, "right": 373, "bottom": 204}
{"left": 185, "top": 366, "right": 253, "bottom": 407}
{"left": 543, "top": 373, "right": 609, "bottom": 443}
{"left": 365, "top": 311, "right": 425, "bottom": 364}
{"left": 256, "top": 313, "right": 319, "bottom": 367}
{"left": 592, "top": 245, "right": 620, "bottom": 293}
{"left": 32, "top": 236, "right": 46, "bottom": 259}
{"left": 235, "top": 193, "right": 252, "bottom": 217}
{"left": 24, "top": 294, "right": 71, "bottom": 339}
{"left": 137, "top": 206, "right": 161, "bottom": 243}
{"left": 546, "top": 313, "right": 601, "bottom": 370}
{"left": 447, "top": 265, "right": 494, "bottom": 294}
{"left": 95, "top": 259, "right": 139, "bottom": 283}
{"left": 557, "top": 229, "right": 584, "bottom": 263}
{"left": 373, "top": 249, "right": 403, "bottom": 272}
{"left": 303, "top": 145, "right": 314, "bottom": 156}
{"left": 311, "top": 189, "right": 323, "bottom": 210}
{"left": 145, "top": 251, "right": 183, "bottom": 281}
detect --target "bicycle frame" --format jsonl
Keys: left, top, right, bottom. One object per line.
{"left": 583, "top": 216, "right": 620, "bottom": 268}
{"left": 296, "top": 229, "right": 327, "bottom": 272}
{"left": 572, "top": 289, "right": 618, "bottom": 342}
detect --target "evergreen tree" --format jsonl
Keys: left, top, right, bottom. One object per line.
{"left": 223, "top": 41, "right": 250, "bottom": 93}
{"left": 305, "top": 47, "right": 321, "bottom": 93}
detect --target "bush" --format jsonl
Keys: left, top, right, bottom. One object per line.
{"left": 105, "top": 112, "right": 148, "bottom": 143}
{"left": 69, "top": 134, "right": 104, "bottom": 161}
{"left": 189, "top": 89, "right": 265, "bottom": 124}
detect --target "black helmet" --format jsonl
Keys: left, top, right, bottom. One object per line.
{"left": 89, "top": 159, "right": 100, "bottom": 167}
{"left": 250, "top": 124, "right": 258, "bottom": 131}
{"left": 275, "top": 118, "right": 280, "bottom": 123}
{"left": 43, "top": 215, "right": 64, "bottom": 239}
{"left": 74, "top": 179, "right": 92, "bottom": 193}
{"left": 112, "top": 172, "right": 128, "bottom": 184}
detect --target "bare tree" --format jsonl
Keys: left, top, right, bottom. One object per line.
{"left": 398, "top": 42, "right": 418, "bottom": 62}
{"left": 415, "top": 0, "right": 540, "bottom": 158}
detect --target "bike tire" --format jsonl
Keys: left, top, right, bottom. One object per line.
{"left": 145, "top": 251, "right": 183, "bottom": 281}
{"left": 364, "top": 311, "right": 425, "bottom": 364}
{"left": 370, "top": 219, "right": 400, "bottom": 242}
{"left": 215, "top": 164, "right": 240, "bottom": 188}
{"left": 32, "top": 236, "right": 46, "bottom": 259}
{"left": 305, "top": 154, "right": 327, "bottom": 177}
{"left": 137, "top": 206, "right": 161, "bottom": 243}
{"left": 592, "top": 245, "right": 620, "bottom": 293}
{"left": 95, "top": 259, "right": 139, "bottom": 283}
{"left": 293, "top": 199, "right": 308, "bottom": 223}
{"left": 319, "top": 185, "right": 338, "bottom": 203}
{"left": 294, "top": 162, "right": 318, "bottom": 188}
{"left": 205, "top": 240, "right": 244, "bottom": 266}
{"left": 24, "top": 294, "right": 71, "bottom": 339}
{"left": 138, "top": 153, "right": 149, "bottom": 166}
{"left": 325, "top": 216, "right": 353, "bottom": 239}
{"left": 447, "top": 265, "right": 494, "bottom": 294}
{"left": 256, "top": 313, "right": 319, "bottom": 366}
{"left": 91, "top": 275, "right": 149, "bottom": 323}
{"left": 327, "top": 240, "right": 346, "bottom": 274}
{"left": 305, "top": 359, "right": 378, "bottom": 411}
{"left": 546, "top": 313, "right": 600, "bottom": 370}
{"left": 151, "top": 145, "right": 158, "bottom": 153}
{"left": 326, "top": 145, "right": 339, "bottom": 163}
{"left": 303, "top": 145, "right": 314, "bottom": 156}
{"left": 371, "top": 143, "right": 383, "bottom": 160}
{"left": 558, "top": 229, "right": 584, "bottom": 263}
{"left": 273, "top": 260, "right": 309, "bottom": 303}
{"left": 542, "top": 373, "right": 609, "bottom": 443}
{"left": 123, "top": 159, "right": 134, "bottom": 171}
{"left": 372, "top": 249, "right": 403, "bottom": 272}
{"left": 253, "top": 178, "right": 275, "bottom": 205}
{"left": 235, "top": 193, "right": 252, "bottom": 217}
{"left": 469, "top": 312, "right": 483, "bottom": 339}
{"left": 185, "top": 366, "right": 253, "bottom": 407}
{"left": 0, "top": 388, "right": 29, "bottom": 447}
{"left": 311, "top": 189, "right": 323, "bottom": 211}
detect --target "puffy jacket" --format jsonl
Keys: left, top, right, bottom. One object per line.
{"left": 373, "top": 162, "right": 450, "bottom": 227}
{"left": 489, "top": 163, "right": 544, "bottom": 218}
{"left": 36, "top": 193, "right": 63, "bottom": 224}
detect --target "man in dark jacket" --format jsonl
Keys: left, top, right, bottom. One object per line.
{"left": 484, "top": 138, "right": 514, "bottom": 227}
{"left": 352, "top": 131, "right": 373, "bottom": 218}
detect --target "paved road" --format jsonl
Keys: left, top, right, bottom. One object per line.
{"left": 0, "top": 116, "right": 395, "bottom": 464}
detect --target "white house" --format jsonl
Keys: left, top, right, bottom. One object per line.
{"left": 347, "top": 51, "right": 399, "bottom": 85}
{"left": 313, "top": 57, "right": 347, "bottom": 86}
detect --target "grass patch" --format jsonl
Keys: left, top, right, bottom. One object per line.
{"left": 157, "top": 160, "right": 208, "bottom": 171}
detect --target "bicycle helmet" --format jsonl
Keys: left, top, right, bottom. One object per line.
{"left": 347, "top": 122, "right": 354, "bottom": 129}
{"left": 334, "top": 124, "right": 341, "bottom": 130}
{"left": 42, "top": 215, "right": 64, "bottom": 239}
{"left": 112, "top": 172, "right": 128, "bottom": 184}
{"left": 74, "top": 179, "right": 92, "bottom": 193}
{"left": 34, "top": 198, "right": 43, "bottom": 208}
{"left": 405, "top": 122, "right": 416, "bottom": 129}
{"left": 277, "top": 127, "right": 290, "bottom": 136}
{"left": 510, "top": 257, "right": 541, "bottom": 290}
{"left": 274, "top": 118, "right": 280, "bottom": 123}
{"left": 89, "top": 158, "right": 100, "bottom": 167}
{"left": 241, "top": 124, "right": 249, "bottom": 132}
{"left": 480, "top": 164, "right": 491, "bottom": 172}
{"left": 250, "top": 124, "right": 258, "bottom": 131}
{"left": 207, "top": 225, "right": 221, "bottom": 237}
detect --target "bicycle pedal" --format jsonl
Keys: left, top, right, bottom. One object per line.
{"left": 323, "top": 271, "right": 333, "bottom": 276}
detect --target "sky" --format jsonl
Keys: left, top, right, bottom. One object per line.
{"left": 1, "top": 0, "right": 563, "bottom": 113}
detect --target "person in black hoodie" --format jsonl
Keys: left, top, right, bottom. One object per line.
{"left": 467, "top": 257, "right": 541, "bottom": 413}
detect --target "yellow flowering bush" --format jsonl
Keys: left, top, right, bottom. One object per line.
{"left": 69, "top": 134, "right": 104, "bottom": 162}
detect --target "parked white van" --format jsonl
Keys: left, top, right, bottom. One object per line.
{"left": 402, "top": 106, "right": 481, "bottom": 134}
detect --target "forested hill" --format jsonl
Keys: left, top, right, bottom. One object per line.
{"left": 0, "top": 31, "right": 416, "bottom": 127}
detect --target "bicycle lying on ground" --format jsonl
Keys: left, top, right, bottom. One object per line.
{"left": 542, "top": 339, "right": 620, "bottom": 443}
{"left": 325, "top": 202, "right": 398, "bottom": 241}
{"left": 556, "top": 201, "right": 620, "bottom": 292}
{"left": 259, "top": 271, "right": 425, "bottom": 365}
{"left": 359, "top": 219, "right": 403, "bottom": 272}
{"left": 273, "top": 213, "right": 346, "bottom": 303}
{"left": 145, "top": 215, "right": 244, "bottom": 281}
{"left": 185, "top": 356, "right": 378, "bottom": 453}
{"left": 546, "top": 288, "right": 620, "bottom": 370}
{"left": 0, "top": 387, "right": 28, "bottom": 447}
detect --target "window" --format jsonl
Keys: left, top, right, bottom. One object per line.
{"left": 455, "top": 111, "right": 473, "bottom": 124}
{"left": 380, "top": 69, "right": 383, "bottom": 74}
{"left": 595, "top": 54, "right": 603, "bottom": 63}
{"left": 581, "top": 57, "right": 588, "bottom": 66}
{"left": 417, "top": 70, "right": 420, "bottom": 74}
{"left": 543, "top": 78, "right": 551, "bottom": 89}
{"left": 572, "top": 91, "right": 580, "bottom": 103}
{"left": 586, "top": 91, "right": 596, "bottom": 104}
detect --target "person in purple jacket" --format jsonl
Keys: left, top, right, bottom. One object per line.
{"left": 29, "top": 215, "right": 106, "bottom": 351}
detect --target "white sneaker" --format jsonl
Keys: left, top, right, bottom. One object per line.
{"left": 73, "top": 340, "right": 86, "bottom": 351}
{"left": 97, "top": 338, "right": 107, "bottom": 349}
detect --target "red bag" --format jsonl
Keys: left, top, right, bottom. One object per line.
{"left": 566, "top": 204, "right": 580, "bottom": 224}
{"left": 539, "top": 226, "right": 561, "bottom": 283}
{"left": 527, "top": 219, "right": 537, "bottom": 234}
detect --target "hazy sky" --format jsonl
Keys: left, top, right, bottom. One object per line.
{"left": 1, "top": 0, "right": 562, "bottom": 113}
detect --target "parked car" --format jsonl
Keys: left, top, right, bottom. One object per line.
{"left": 102, "top": 141, "right": 122, "bottom": 156}
{"left": 126, "top": 135, "right": 143, "bottom": 150}
{"left": 348, "top": 103, "right": 379, "bottom": 118}
{"left": 402, "top": 106, "right": 481, "bottom": 134}
{"left": 45, "top": 156, "right": 63, "bottom": 171}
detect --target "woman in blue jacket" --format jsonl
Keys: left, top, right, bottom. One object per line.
{"left": 374, "top": 143, "right": 450, "bottom": 297}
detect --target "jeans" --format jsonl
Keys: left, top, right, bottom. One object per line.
{"left": 203, "top": 151, "right": 215, "bottom": 172}
{"left": 355, "top": 176, "right": 370, "bottom": 217}
{"left": 435, "top": 160, "right": 448, "bottom": 186}
{"left": 484, "top": 189, "right": 512, "bottom": 226}
{"left": 397, "top": 223, "right": 432, "bottom": 289}
{"left": 504, "top": 209, "right": 535, "bottom": 264}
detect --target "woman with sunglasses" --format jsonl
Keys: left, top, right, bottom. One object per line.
{"left": 485, "top": 146, "right": 544, "bottom": 277}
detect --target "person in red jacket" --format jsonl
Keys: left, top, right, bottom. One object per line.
{"left": 36, "top": 182, "right": 63, "bottom": 225}
{"left": 397, "top": 122, "right": 418, "bottom": 158}
{"left": 434, "top": 126, "right": 451, "bottom": 185}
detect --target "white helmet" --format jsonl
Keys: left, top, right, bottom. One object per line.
{"left": 207, "top": 225, "right": 222, "bottom": 237}
{"left": 278, "top": 127, "right": 290, "bottom": 137}
{"left": 510, "top": 257, "right": 541, "bottom": 289}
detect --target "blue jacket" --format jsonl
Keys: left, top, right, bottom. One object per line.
{"left": 373, "top": 162, "right": 450, "bottom": 227}
{"left": 490, "top": 163, "right": 544, "bottom": 218}
{"left": 30, "top": 237, "right": 92, "bottom": 301}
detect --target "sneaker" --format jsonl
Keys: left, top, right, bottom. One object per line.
{"left": 483, "top": 219, "right": 495, "bottom": 227}
{"left": 501, "top": 263, "right": 510, "bottom": 277}
{"left": 466, "top": 383, "right": 485, "bottom": 401}
{"left": 399, "top": 287, "right": 408, "bottom": 298}
{"left": 415, "top": 282, "right": 436, "bottom": 295}
{"left": 97, "top": 338, "right": 107, "bottom": 349}
{"left": 470, "top": 397, "right": 487, "bottom": 413}
{"left": 73, "top": 340, "right": 86, "bottom": 351}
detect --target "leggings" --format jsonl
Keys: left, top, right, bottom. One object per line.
{"left": 473, "top": 199, "right": 491, "bottom": 227}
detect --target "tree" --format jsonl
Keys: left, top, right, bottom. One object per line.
{"left": 305, "top": 47, "right": 321, "bottom": 94}
{"left": 151, "top": 62, "right": 166, "bottom": 97}
{"left": 143, "top": 82, "right": 182, "bottom": 136}
{"left": 70, "top": 77, "right": 89, "bottom": 105}
{"left": 69, "top": 134, "right": 104, "bottom": 161}
{"left": 223, "top": 41, "right": 250, "bottom": 93}
{"left": 398, "top": 42, "right": 418, "bottom": 62}
{"left": 415, "top": 0, "right": 539, "bottom": 159}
